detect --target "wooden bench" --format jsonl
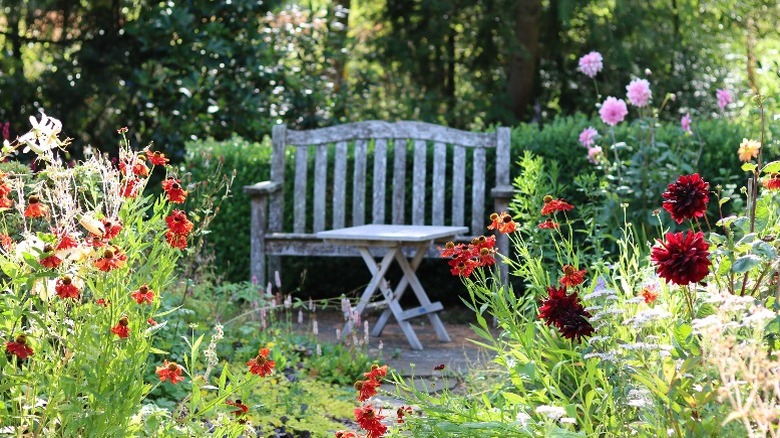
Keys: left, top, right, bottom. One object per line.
{"left": 244, "top": 120, "right": 512, "bottom": 296}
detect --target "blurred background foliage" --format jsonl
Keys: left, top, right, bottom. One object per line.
{"left": 2, "top": 0, "right": 779, "bottom": 151}
{"left": 2, "top": 0, "right": 779, "bottom": 293}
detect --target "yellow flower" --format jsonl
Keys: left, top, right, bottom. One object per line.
{"left": 738, "top": 138, "right": 761, "bottom": 162}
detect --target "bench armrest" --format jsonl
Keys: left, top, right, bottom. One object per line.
{"left": 243, "top": 181, "right": 282, "bottom": 198}
{"left": 491, "top": 185, "right": 514, "bottom": 201}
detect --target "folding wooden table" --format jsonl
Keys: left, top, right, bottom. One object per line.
{"left": 317, "top": 224, "right": 468, "bottom": 350}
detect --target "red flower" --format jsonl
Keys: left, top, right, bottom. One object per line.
{"left": 354, "top": 405, "right": 387, "bottom": 438}
{"left": 0, "top": 179, "right": 11, "bottom": 197}
{"left": 131, "top": 284, "right": 155, "bottom": 305}
{"left": 433, "top": 364, "right": 446, "bottom": 371}
{"left": 651, "top": 231, "right": 711, "bottom": 285}
{"left": 120, "top": 155, "right": 149, "bottom": 177}
{"left": 94, "top": 246, "right": 127, "bottom": 272}
{"left": 247, "top": 347, "right": 275, "bottom": 377}
{"left": 166, "top": 210, "right": 193, "bottom": 235}
{"left": 226, "top": 399, "right": 249, "bottom": 416}
{"left": 355, "top": 378, "right": 380, "bottom": 402}
{"left": 147, "top": 317, "right": 158, "bottom": 326}
{"left": 640, "top": 285, "right": 659, "bottom": 304}
{"left": 121, "top": 177, "right": 140, "bottom": 198}
{"left": 559, "top": 265, "right": 586, "bottom": 287}
{"left": 763, "top": 173, "right": 780, "bottom": 190}
{"left": 101, "top": 218, "right": 123, "bottom": 240}
{"left": 156, "top": 360, "right": 185, "bottom": 384}
{"left": 165, "top": 231, "right": 188, "bottom": 249}
{"left": 335, "top": 432, "right": 359, "bottom": 438}
{"left": 661, "top": 174, "right": 710, "bottom": 224}
{"left": 96, "top": 298, "right": 109, "bottom": 307}
{"left": 146, "top": 150, "right": 170, "bottom": 166}
{"left": 55, "top": 231, "right": 79, "bottom": 250}
{"left": 488, "top": 211, "right": 517, "bottom": 234}
{"left": 24, "top": 195, "right": 48, "bottom": 218}
{"left": 538, "top": 286, "right": 594, "bottom": 342}
{"left": 40, "top": 244, "right": 63, "bottom": 269}
{"left": 470, "top": 235, "right": 496, "bottom": 267}
{"left": 0, "top": 233, "right": 13, "bottom": 250}
{"left": 5, "top": 334, "right": 34, "bottom": 360}
{"left": 165, "top": 182, "right": 187, "bottom": 204}
{"left": 111, "top": 316, "right": 130, "bottom": 338}
{"left": 363, "top": 364, "right": 388, "bottom": 382}
{"left": 438, "top": 241, "right": 464, "bottom": 259}
{"left": 0, "top": 196, "right": 13, "bottom": 210}
{"left": 540, "top": 196, "right": 574, "bottom": 216}
{"left": 538, "top": 219, "right": 559, "bottom": 229}
{"left": 55, "top": 276, "right": 80, "bottom": 299}
{"left": 396, "top": 406, "right": 413, "bottom": 424}
{"left": 449, "top": 257, "right": 478, "bottom": 277}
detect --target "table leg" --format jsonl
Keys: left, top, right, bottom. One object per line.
{"left": 394, "top": 248, "right": 451, "bottom": 342}
{"left": 343, "top": 249, "right": 395, "bottom": 337}
{"left": 356, "top": 246, "right": 424, "bottom": 351}
{"left": 371, "top": 244, "right": 427, "bottom": 336}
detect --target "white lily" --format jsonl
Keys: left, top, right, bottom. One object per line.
{"left": 20, "top": 112, "right": 63, "bottom": 157}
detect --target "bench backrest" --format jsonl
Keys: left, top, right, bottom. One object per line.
{"left": 268, "top": 121, "right": 511, "bottom": 236}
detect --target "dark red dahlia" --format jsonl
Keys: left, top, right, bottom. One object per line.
{"left": 651, "top": 231, "right": 711, "bottom": 285}
{"left": 538, "top": 286, "right": 594, "bottom": 342}
{"left": 661, "top": 174, "right": 710, "bottom": 224}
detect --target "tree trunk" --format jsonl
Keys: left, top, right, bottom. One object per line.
{"left": 507, "top": 0, "right": 542, "bottom": 121}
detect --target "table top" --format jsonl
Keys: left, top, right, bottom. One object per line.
{"left": 316, "top": 224, "right": 469, "bottom": 243}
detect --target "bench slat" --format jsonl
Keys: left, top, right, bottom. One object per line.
{"left": 293, "top": 146, "right": 308, "bottom": 233}
{"left": 400, "top": 302, "right": 444, "bottom": 321}
{"left": 432, "top": 142, "right": 446, "bottom": 225}
{"left": 412, "top": 140, "right": 426, "bottom": 225}
{"left": 333, "top": 141, "right": 347, "bottom": 229}
{"left": 392, "top": 139, "right": 406, "bottom": 224}
{"left": 313, "top": 145, "right": 328, "bottom": 232}
{"left": 352, "top": 139, "right": 367, "bottom": 226}
{"left": 471, "top": 147, "right": 486, "bottom": 235}
{"left": 372, "top": 139, "right": 387, "bottom": 224}
{"left": 269, "top": 124, "right": 287, "bottom": 233}
{"left": 285, "top": 121, "right": 498, "bottom": 148}
{"left": 452, "top": 146, "right": 465, "bottom": 227}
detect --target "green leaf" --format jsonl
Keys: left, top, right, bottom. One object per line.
{"left": 741, "top": 162, "right": 758, "bottom": 172}
{"left": 753, "top": 241, "right": 777, "bottom": 260}
{"left": 762, "top": 160, "right": 780, "bottom": 174}
{"left": 718, "top": 196, "right": 731, "bottom": 206}
{"left": 732, "top": 255, "right": 763, "bottom": 273}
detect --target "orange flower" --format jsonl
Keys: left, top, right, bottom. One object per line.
{"left": 94, "top": 246, "right": 127, "bottom": 272}
{"left": 640, "top": 285, "right": 659, "bottom": 304}
{"left": 166, "top": 210, "right": 193, "bottom": 235}
{"left": 165, "top": 231, "right": 188, "bottom": 249}
{"left": 0, "top": 196, "right": 13, "bottom": 210}
{"left": 156, "top": 360, "right": 185, "bottom": 384}
{"left": 763, "top": 173, "right": 780, "bottom": 190}
{"left": 5, "top": 334, "right": 34, "bottom": 360}
{"left": 131, "top": 284, "right": 155, "bottom": 305}
{"left": 146, "top": 150, "right": 170, "bottom": 166}
{"left": 101, "top": 218, "right": 123, "bottom": 240}
{"left": 121, "top": 177, "right": 140, "bottom": 198}
{"left": 559, "top": 265, "right": 586, "bottom": 288}
{"left": 24, "top": 195, "right": 49, "bottom": 218}
{"left": 737, "top": 138, "right": 761, "bottom": 162}
{"left": 355, "top": 378, "right": 380, "bottom": 402}
{"left": 119, "top": 155, "right": 149, "bottom": 177}
{"left": 538, "top": 219, "right": 559, "bottom": 229}
{"left": 0, "top": 233, "right": 13, "bottom": 251}
{"left": 96, "top": 298, "right": 109, "bottom": 307}
{"left": 111, "top": 316, "right": 130, "bottom": 338}
{"left": 147, "top": 317, "right": 158, "bottom": 326}
{"left": 487, "top": 212, "right": 517, "bottom": 234}
{"left": 55, "top": 276, "right": 80, "bottom": 299}
{"left": 354, "top": 405, "right": 387, "bottom": 438}
{"left": 396, "top": 406, "right": 413, "bottom": 424}
{"left": 247, "top": 347, "right": 275, "bottom": 377}
{"left": 226, "top": 399, "right": 249, "bottom": 416}
{"left": 162, "top": 179, "right": 188, "bottom": 204}
{"left": 540, "top": 195, "right": 574, "bottom": 216}
{"left": 39, "top": 244, "right": 63, "bottom": 269}
{"left": 335, "top": 432, "right": 359, "bottom": 438}
{"left": 54, "top": 230, "right": 79, "bottom": 250}
{"left": 363, "top": 364, "right": 388, "bottom": 382}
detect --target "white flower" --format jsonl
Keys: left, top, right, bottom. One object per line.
{"left": 20, "top": 112, "right": 63, "bottom": 157}
{"left": 535, "top": 405, "right": 566, "bottom": 420}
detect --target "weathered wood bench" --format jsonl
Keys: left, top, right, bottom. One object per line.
{"left": 244, "top": 121, "right": 512, "bottom": 294}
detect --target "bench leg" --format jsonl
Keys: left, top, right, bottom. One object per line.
{"left": 343, "top": 248, "right": 395, "bottom": 337}
{"left": 394, "top": 247, "right": 451, "bottom": 342}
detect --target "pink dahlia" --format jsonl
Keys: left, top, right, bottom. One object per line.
{"left": 716, "top": 88, "right": 732, "bottom": 110}
{"left": 587, "top": 146, "right": 603, "bottom": 164}
{"left": 681, "top": 113, "right": 692, "bottom": 133}
{"left": 651, "top": 231, "right": 711, "bottom": 285}
{"left": 578, "top": 127, "right": 598, "bottom": 148}
{"left": 626, "top": 78, "right": 652, "bottom": 107}
{"left": 599, "top": 97, "right": 628, "bottom": 126}
{"left": 578, "top": 51, "right": 603, "bottom": 78}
